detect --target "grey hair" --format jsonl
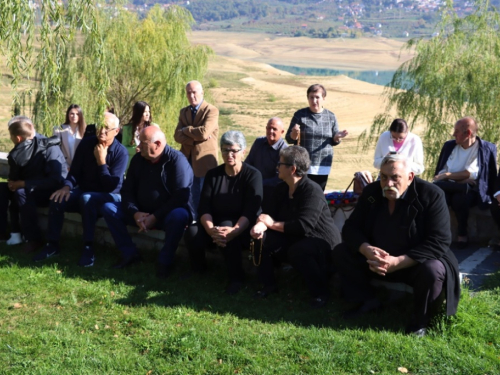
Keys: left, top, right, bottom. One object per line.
{"left": 8, "top": 115, "right": 33, "bottom": 127}
{"left": 280, "top": 145, "right": 310, "bottom": 177}
{"left": 220, "top": 130, "right": 246, "bottom": 150}
{"left": 381, "top": 153, "right": 409, "bottom": 172}
{"left": 186, "top": 80, "right": 203, "bottom": 91}
{"left": 104, "top": 112, "right": 120, "bottom": 128}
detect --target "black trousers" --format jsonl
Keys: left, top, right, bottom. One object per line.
{"left": 184, "top": 220, "right": 248, "bottom": 283}
{"left": 256, "top": 231, "right": 331, "bottom": 298}
{"left": 443, "top": 190, "right": 478, "bottom": 237}
{"left": 333, "top": 243, "right": 446, "bottom": 327}
{"left": 490, "top": 200, "right": 500, "bottom": 231}
{"left": 0, "top": 183, "right": 21, "bottom": 236}
{"left": 307, "top": 174, "right": 328, "bottom": 191}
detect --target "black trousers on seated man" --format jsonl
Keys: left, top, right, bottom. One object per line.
{"left": 333, "top": 243, "right": 446, "bottom": 327}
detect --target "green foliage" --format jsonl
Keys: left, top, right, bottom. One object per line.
{"left": 72, "top": 5, "right": 212, "bottom": 143}
{"left": 0, "top": 0, "right": 107, "bottom": 133}
{"left": 360, "top": 0, "right": 500, "bottom": 178}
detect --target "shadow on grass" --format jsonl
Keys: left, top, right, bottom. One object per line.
{"left": 1, "top": 237, "right": 418, "bottom": 334}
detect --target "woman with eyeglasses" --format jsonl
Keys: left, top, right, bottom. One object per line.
{"left": 53, "top": 104, "right": 87, "bottom": 169}
{"left": 250, "top": 146, "right": 341, "bottom": 308}
{"left": 121, "top": 101, "right": 159, "bottom": 159}
{"left": 373, "top": 118, "right": 425, "bottom": 175}
{"left": 184, "top": 130, "right": 263, "bottom": 295}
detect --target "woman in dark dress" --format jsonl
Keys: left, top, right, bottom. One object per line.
{"left": 185, "top": 131, "right": 263, "bottom": 295}
{"left": 250, "top": 146, "right": 341, "bottom": 308}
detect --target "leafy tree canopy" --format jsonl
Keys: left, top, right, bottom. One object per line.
{"left": 361, "top": 0, "right": 500, "bottom": 178}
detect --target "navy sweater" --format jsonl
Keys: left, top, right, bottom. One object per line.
{"left": 63, "top": 136, "right": 128, "bottom": 193}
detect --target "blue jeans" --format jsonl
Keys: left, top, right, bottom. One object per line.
{"left": 102, "top": 203, "right": 190, "bottom": 266}
{"left": 47, "top": 188, "right": 121, "bottom": 243}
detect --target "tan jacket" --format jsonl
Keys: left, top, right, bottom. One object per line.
{"left": 174, "top": 100, "right": 219, "bottom": 178}
{"left": 53, "top": 124, "right": 83, "bottom": 168}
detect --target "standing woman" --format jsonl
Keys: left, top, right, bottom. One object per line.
{"left": 286, "top": 84, "right": 348, "bottom": 191}
{"left": 373, "top": 118, "right": 425, "bottom": 175}
{"left": 121, "top": 101, "right": 158, "bottom": 159}
{"left": 53, "top": 104, "right": 87, "bottom": 169}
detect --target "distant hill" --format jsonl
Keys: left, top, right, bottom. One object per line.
{"left": 128, "top": 0, "right": 478, "bottom": 39}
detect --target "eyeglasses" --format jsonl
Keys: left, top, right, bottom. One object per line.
{"left": 221, "top": 148, "right": 242, "bottom": 155}
{"left": 99, "top": 126, "right": 119, "bottom": 135}
{"left": 390, "top": 134, "right": 407, "bottom": 142}
{"left": 277, "top": 162, "right": 293, "bottom": 168}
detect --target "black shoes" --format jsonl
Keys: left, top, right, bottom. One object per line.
{"left": 112, "top": 253, "right": 142, "bottom": 269}
{"left": 342, "top": 297, "right": 382, "bottom": 319}
{"left": 225, "top": 281, "right": 243, "bottom": 295}
{"left": 253, "top": 285, "right": 279, "bottom": 299}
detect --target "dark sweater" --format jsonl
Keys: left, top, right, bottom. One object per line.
{"left": 269, "top": 176, "right": 340, "bottom": 250}
{"left": 8, "top": 135, "right": 68, "bottom": 192}
{"left": 121, "top": 145, "right": 194, "bottom": 222}
{"left": 63, "top": 136, "right": 128, "bottom": 193}
{"left": 199, "top": 163, "right": 263, "bottom": 223}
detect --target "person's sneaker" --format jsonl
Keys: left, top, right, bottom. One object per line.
{"left": 78, "top": 246, "right": 95, "bottom": 267}
{"left": 6, "top": 233, "right": 22, "bottom": 245}
{"left": 33, "top": 244, "right": 60, "bottom": 262}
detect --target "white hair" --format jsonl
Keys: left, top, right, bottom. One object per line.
{"left": 380, "top": 153, "right": 410, "bottom": 173}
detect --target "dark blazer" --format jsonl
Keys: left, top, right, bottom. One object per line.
{"left": 270, "top": 176, "right": 341, "bottom": 250}
{"left": 343, "top": 177, "right": 460, "bottom": 316}
{"left": 174, "top": 100, "right": 219, "bottom": 178}
{"left": 121, "top": 145, "right": 195, "bottom": 222}
{"left": 434, "top": 137, "right": 497, "bottom": 208}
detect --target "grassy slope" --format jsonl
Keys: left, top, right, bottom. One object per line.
{"left": 0, "top": 240, "right": 499, "bottom": 374}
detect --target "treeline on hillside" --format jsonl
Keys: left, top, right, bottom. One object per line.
{"left": 183, "top": 0, "right": 270, "bottom": 22}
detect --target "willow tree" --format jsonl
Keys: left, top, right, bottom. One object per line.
{"left": 0, "top": 0, "right": 108, "bottom": 133}
{"left": 360, "top": 0, "right": 500, "bottom": 179}
{"left": 60, "top": 5, "right": 212, "bottom": 143}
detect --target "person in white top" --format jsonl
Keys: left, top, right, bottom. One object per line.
{"left": 373, "top": 118, "right": 425, "bottom": 175}
{"left": 53, "top": 104, "right": 87, "bottom": 169}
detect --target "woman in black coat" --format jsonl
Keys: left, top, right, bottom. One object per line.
{"left": 250, "top": 145, "right": 341, "bottom": 308}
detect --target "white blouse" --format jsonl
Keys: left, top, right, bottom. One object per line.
{"left": 373, "top": 131, "right": 425, "bottom": 175}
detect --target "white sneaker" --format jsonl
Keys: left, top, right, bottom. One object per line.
{"left": 7, "top": 233, "right": 22, "bottom": 245}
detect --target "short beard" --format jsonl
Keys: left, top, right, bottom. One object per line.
{"left": 382, "top": 186, "right": 401, "bottom": 199}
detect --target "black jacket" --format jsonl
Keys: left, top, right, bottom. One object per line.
{"left": 270, "top": 176, "right": 341, "bottom": 250}
{"left": 8, "top": 135, "right": 68, "bottom": 192}
{"left": 343, "top": 177, "right": 460, "bottom": 316}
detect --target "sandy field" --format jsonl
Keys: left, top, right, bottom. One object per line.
{"left": 190, "top": 31, "right": 413, "bottom": 71}
{"left": 190, "top": 31, "right": 415, "bottom": 190}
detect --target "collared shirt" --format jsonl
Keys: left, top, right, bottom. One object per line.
{"left": 245, "top": 136, "right": 288, "bottom": 187}
{"left": 190, "top": 100, "right": 204, "bottom": 121}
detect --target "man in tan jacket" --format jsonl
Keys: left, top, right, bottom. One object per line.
{"left": 174, "top": 80, "right": 219, "bottom": 216}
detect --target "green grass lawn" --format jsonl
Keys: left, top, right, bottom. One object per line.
{"left": 0, "top": 239, "right": 499, "bottom": 374}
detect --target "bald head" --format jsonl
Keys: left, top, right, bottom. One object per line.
{"left": 453, "top": 116, "right": 478, "bottom": 149}
{"left": 186, "top": 80, "right": 204, "bottom": 107}
{"left": 455, "top": 116, "right": 478, "bottom": 137}
{"left": 266, "top": 117, "right": 284, "bottom": 145}
{"left": 140, "top": 126, "right": 166, "bottom": 161}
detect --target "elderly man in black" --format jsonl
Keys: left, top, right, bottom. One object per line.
{"left": 333, "top": 154, "right": 460, "bottom": 337}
